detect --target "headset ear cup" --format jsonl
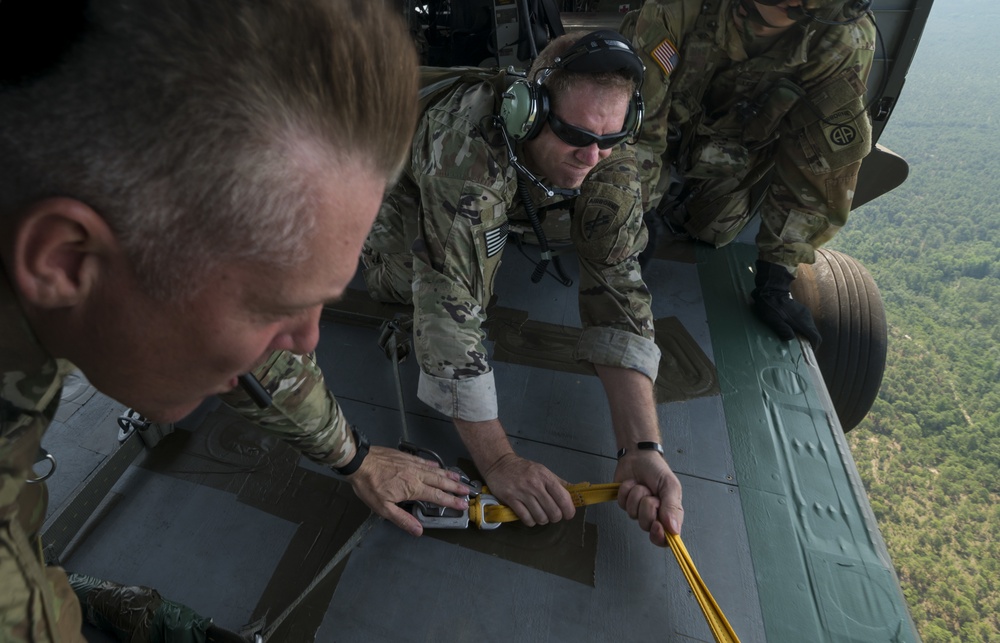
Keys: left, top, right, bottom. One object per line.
{"left": 500, "top": 79, "right": 549, "bottom": 141}
{"left": 531, "top": 85, "right": 550, "bottom": 140}
{"left": 625, "top": 90, "right": 644, "bottom": 143}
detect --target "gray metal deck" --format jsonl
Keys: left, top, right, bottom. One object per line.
{"left": 39, "top": 228, "right": 914, "bottom": 642}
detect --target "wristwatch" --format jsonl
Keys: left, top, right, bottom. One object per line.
{"left": 333, "top": 426, "right": 370, "bottom": 476}
{"left": 616, "top": 441, "right": 665, "bottom": 460}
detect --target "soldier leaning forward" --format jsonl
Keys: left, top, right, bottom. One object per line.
{"left": 362, "top": 30, "right": 685, "bottom": 543}
{"left": 622, "top": 0, "right": 876, "bottom": 346}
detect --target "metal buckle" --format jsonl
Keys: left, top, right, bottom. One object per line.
{"left": 397, "top": 441, "right": 483, "bottom": 529}
{"left": 26, "top": 452, "right": 56, "bottom": 484}
{"left": 475, "top": 494, "right": 502, "bottom": 530}
{"left": 409, "top": 501, "right": 471, "bottom": 529}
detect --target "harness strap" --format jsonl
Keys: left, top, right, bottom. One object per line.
{"left": 470, "top": 481, "right": 620, "bottom": 525}
{"left": 470, "top": 480, "right": 741, "bottom": 643}
{"left": 667, "top": 531, "right": 741, "bottom": 643}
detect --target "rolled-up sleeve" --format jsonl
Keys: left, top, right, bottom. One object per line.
{"left": 572, "top": 150, "right": 659, "bottom": 382}
{"left": 408, "top": 89, "right": 513, "bottom": 421}
{"left": 417, "top": 369, "right": 498, "bottom": 422}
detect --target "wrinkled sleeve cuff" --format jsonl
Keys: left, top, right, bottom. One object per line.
{"left": 417, "top": 370, "right": 498, "bottom": 422}
{"left": 575, "top": 326, "right": 661, "bottom": 382}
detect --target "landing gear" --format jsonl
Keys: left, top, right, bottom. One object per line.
{"left": 791, "top": 249, "right": 888, "bottom": 432}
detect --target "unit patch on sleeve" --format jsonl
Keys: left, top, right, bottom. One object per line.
{"left": 650, "top": 37, "right": 679, "bottom": 77}
{"left": 823, "top": 110, "right": 863, "bottom": 151}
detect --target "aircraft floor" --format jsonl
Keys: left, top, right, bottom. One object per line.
{"left": 39, "top": 231, "right": 911, "bottom": 642}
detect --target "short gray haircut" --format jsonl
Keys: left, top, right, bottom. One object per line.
{"left": 0, "top": 0, "right": 419, "bottom": 300}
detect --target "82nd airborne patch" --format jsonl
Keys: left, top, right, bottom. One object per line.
{"left": 823, "top": 110, "right": 862, "bottom": 151}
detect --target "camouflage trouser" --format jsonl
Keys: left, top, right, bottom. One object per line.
{"left": 218, "top": 350, "right": 355, "bottom": 468}
{"left": 361, "top": 178, "right": 421, "bottom": 305}
{"left": 1, "top": 425, "right": 84, "bottom": 642}
{"left": 663, "top": 158, "right": 774, "bottom": 249}
{"left": 663, "top": 162, "right": 839, "bottom": 269}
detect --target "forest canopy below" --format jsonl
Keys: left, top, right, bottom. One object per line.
{"left": 829, "top": 1, "right": 999, "bottom": 640}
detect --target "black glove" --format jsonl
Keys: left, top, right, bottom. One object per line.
{"left": 750, "top": 260, "right": 822, "bottom": 348}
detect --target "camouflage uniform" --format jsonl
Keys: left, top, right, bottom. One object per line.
{"left": 362, "top": 73, "right": 659, "bottom": 422}
{"left": 218, "top": 350, "right": 355, "bottom": 469}
{"left": 621, "top": 0, "right": 876, "bottom": 269}
{"left": 1, "top": 270, "right": 85, "bottom": 642}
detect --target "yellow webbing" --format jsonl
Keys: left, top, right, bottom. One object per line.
{"left": 470, "top": 481, "right": 740, "bottom": 643}
{"left": 666, "top": 531, "right": 741, "bottom": 643}
{"left": 471, "top": 482, "right": 621, "bottom": 525}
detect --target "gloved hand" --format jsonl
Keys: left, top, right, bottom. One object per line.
{"left": 750, "top": 260, "right": 822, "bottom": 348}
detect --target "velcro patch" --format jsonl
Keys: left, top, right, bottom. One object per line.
{"left": 822, "top": 110, "right": 862, "bottom": 151}
{"left": 650, "top": 37, "right": 679, "bottom": 77}
{"left": 484, "top": 221, "right": 509, "bottom": 258}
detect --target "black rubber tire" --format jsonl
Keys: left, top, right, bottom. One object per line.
{"left": 790, "top": 249, "right": 888, "bottom": 432}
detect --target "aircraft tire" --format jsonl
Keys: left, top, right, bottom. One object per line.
{"left": 791, "top": 249, "right": 888, "bottom": 432}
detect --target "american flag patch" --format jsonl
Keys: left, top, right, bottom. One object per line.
{"left": 650, "top": 37, "right": 679, "bottom": 77}
{"left": 484, "top": 222, "right": 509, "bottom": 258}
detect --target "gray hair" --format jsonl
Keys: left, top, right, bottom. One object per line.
{"left": 0, "top": 0, "right": 418, "bottom": 300}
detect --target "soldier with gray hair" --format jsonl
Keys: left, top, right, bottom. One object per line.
{"left": 622, "top": 0, "right": 876, "bottom": 346}
{"left": 0, "top": 1, "right": 470, "bottom": 640}
{"left": 362, "top": 30, "right": 685, "bottom": 545}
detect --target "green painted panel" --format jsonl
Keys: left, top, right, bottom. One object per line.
{"left": 700, "top": 243, "right": 919, "bottom": 643}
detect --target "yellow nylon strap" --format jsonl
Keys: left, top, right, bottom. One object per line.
{"left": 472, "top": 482, "right": 621, "bottom": 525}
{"left": 666, "top": 532, "right": 740, "bottom": 643}
{"left": 469, "top": 481, "right": 740, "bottom": 643}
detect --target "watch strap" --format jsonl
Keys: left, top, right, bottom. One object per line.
{"left": 616, "top": 441, "right": 665, "bottom": 459}
{"left": 333, "top": 427, "right": 370, "bottom": 476}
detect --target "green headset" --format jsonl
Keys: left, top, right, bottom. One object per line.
{"left": 498, "top": 29, "right": 645, "bottom": 144}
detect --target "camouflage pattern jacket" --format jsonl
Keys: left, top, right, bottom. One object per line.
{"left": 397, "top": 77, "right": 659, "bottom": 422}
{"left": 1, "top": 266, "right": 83, "bottom": 641}
{"left": 1, "top": 268, "right": 69, "bottom": 540}
{"left": 623, "top": 0, "right": 876, "bottom": 267}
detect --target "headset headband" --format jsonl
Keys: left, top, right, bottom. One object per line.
{"left": 553, "top": 29, "right": 646, "bottom": 87}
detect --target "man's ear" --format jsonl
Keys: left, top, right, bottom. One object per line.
{"left": 11, "top": 197, "right": 119, "bottom": 309}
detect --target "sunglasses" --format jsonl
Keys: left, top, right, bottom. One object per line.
{"left": 547, "top": 112, "right": 630, "bottom": 150}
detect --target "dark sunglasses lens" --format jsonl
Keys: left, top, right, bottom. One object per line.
{"left": 556, "top": 127, "right": 596, "bottom": 147}
{"left": 549, "top": 114, "right": 627, "bottom": 149}
{"left": 597, "top": 134, "right": 628, "bottom": 150}
{"left": 754, "top": 0, "right": 785, "bottom": 5}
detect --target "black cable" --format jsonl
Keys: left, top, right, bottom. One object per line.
{"left": 510, "top": 232, "right": 574, "bottom": 287}
{"left": 518, "top": 173, "right": 554, "bottom": 283}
